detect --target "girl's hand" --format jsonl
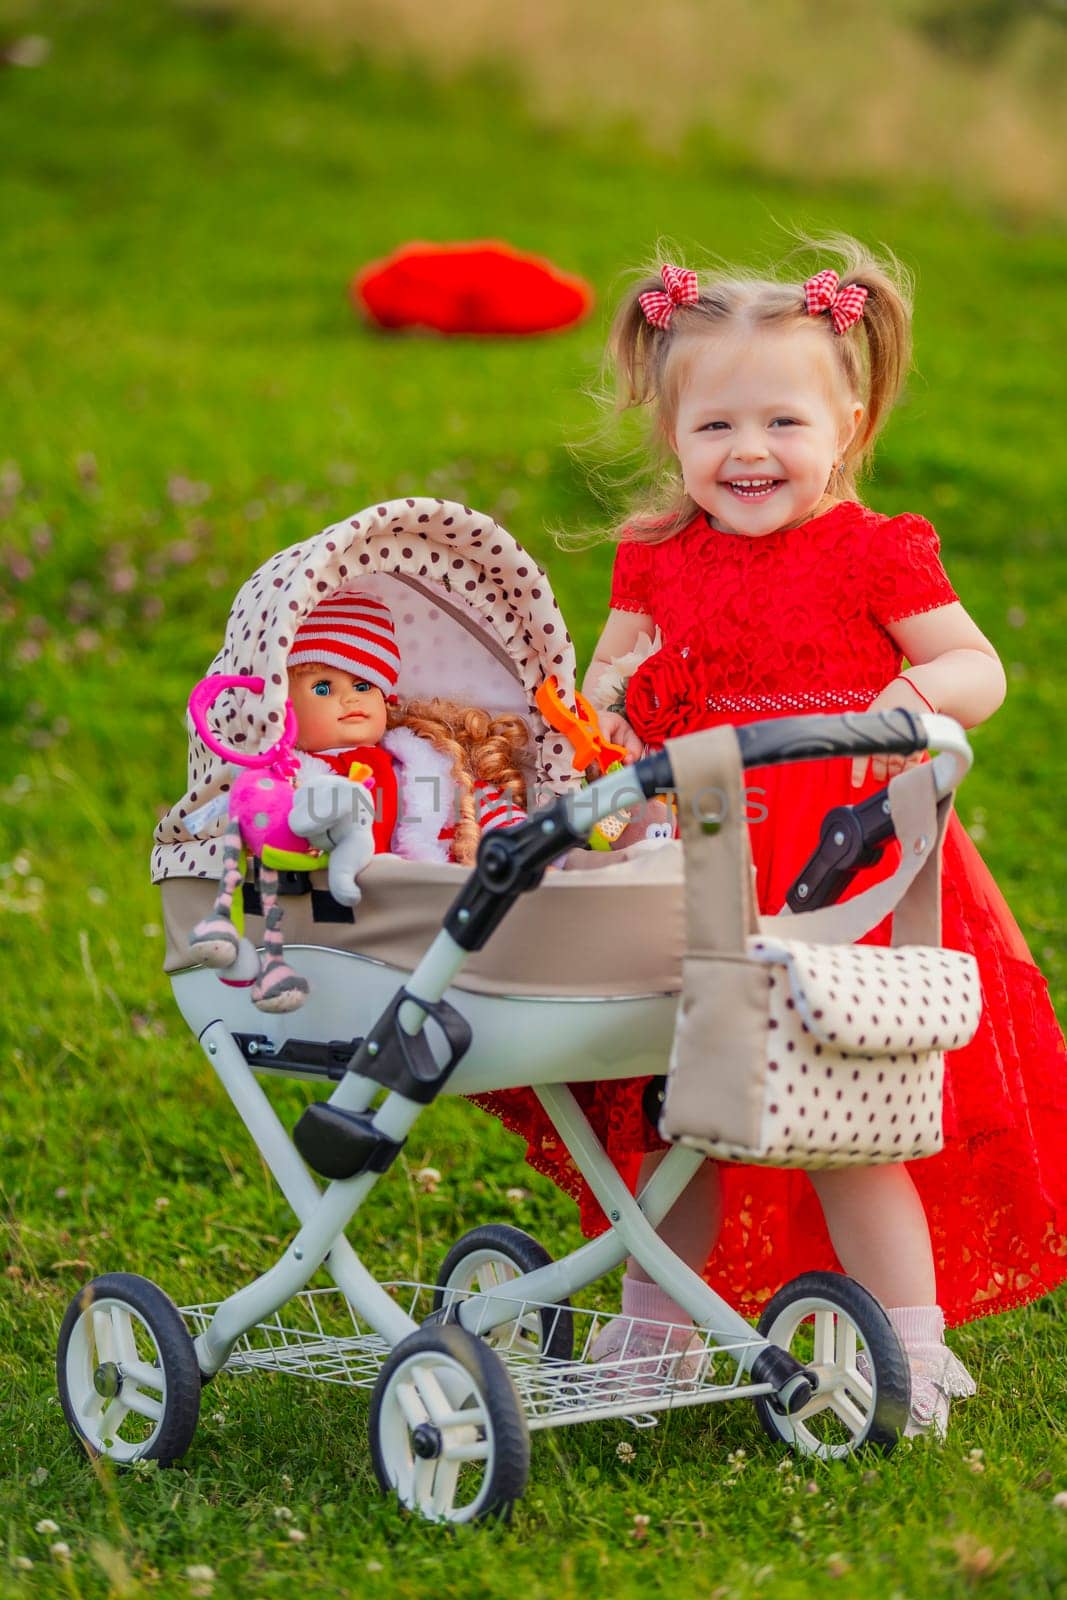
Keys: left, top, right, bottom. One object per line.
{"left": 850, "top": 680, "right": 931, "bottom": 788}
{"left": 598, "top": 710, "right": 644, "bottom": 764}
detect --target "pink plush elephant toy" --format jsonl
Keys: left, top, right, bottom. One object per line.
{"left": 186, "top": 674, "right": 376, "bottom": 1013}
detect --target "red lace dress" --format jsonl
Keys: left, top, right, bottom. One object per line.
{"left": 473, "top": 501, "right": 1067, "bottom": 1326}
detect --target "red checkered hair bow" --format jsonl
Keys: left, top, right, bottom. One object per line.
{"left": 638, "top": 264, "right": 700, "bottom": 330}
{"left": 803, "top": 269, "right": 868, "bottom": 335}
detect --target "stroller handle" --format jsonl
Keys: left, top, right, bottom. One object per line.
{"left": 443, "top": 711, "right": 971, "bottom": 952}
{"left": 636, "top": 709, "right": 971, "bottom": 798}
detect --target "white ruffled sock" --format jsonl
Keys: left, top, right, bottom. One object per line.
{"left": 888, "top": 1304, "right": 945, "bottom": 1346}
{"left": 621, "top": 1275, "right": 694, "bottom": 1331}
{"left": 887, "top": 1305, "right": 976, "bottom": 1439}
{"left": 589, "top": 1275, "right": 702, "bottom": 1386}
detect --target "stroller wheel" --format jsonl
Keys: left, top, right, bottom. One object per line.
{"left": 752, "top": 1271, "right": 910, "bottom": 1458}
{"left": 56, "top": 1273, "right": 202, "bottom": 1466}
{"left": 431, "top": 1223, "right": 575, "bottom": 1362}
{"left": 369, "top": 1324, "right": 530, "bottom": 1523}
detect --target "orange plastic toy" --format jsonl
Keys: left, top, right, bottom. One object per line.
{"left": 535, "top": 676, "right": 632, "bottom": 847}
{"left": 535, "top": 676, "right": 629, "bottom": 779}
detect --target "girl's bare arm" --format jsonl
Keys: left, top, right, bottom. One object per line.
{"left": 581, "top": 608, "right": 654, "bottom": 761}
{"left": 884, "top": 602, "right": 1006, "bottom": 727}
{"left": 852, "top": 602, "right": 1006, "bottom": 785}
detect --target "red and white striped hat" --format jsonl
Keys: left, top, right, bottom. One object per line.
{"left": 288, "top": 591, "right": 401, "bottom": 696}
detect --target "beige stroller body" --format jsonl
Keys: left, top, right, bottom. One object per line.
{"left": 56, "top": 500, "right": 978, "bottom": 1522}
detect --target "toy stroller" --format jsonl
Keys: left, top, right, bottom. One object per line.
{"left": 55, "top": 499, "right": 981, "bottom": 1522}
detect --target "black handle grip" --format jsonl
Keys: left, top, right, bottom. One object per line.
{"left": 633, "top": 710, "right": 927, "bottom": 798}
{"left": 784, "top": 788, "right": 896, "bottom": 912}
{"left": 444, "top": 711, "right": 929, "bottom": 952}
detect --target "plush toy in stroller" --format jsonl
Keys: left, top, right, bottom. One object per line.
{"left": 184, "top": 587, "right": 532, "bottom": 1012}
{"left": 55, "top": 499, "right": 982, "bottom": 1524}
{"left": 185, "top": 671, "right": 377, "bottom": 1012}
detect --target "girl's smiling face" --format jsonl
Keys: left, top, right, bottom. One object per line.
{"left": 670, "top": 323, "right": 863, "bottom": 538}
{"left": 288, "top": 664, "right": 389, "bottom": 752}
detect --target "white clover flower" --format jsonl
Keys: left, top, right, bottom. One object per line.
{"left": 366, "top": 1559, "right": 384, "bottom": 1573}
{"left": 34, "top": 1519, "right": 59, "bottom": 1535}
{"left": 49, "top": 1543, "right": 71, "bottom": 1561}
{"left": 286, "top": 1528, "right": 307, "bottom": 1544}
{"left": 166, "top": 476, "right": 211, "bottom": 509}
{"left": 1052, "top": 1490, "right": 1067, "bottom": 1509}
{"left": 273, "top": 1506, "right": 293, "bottom": 1522}
{"left": 414, "top": 1167, "right": 441, "bottom": 1193}
{"left": 14, "top": 1556, "right": 34, "bottom": 1570}
{"left": 616, "top": 1440, "right": 636, "bottom": 1463}
{"left": 185, "top": 1566, "right": 215, "bottom": 1583}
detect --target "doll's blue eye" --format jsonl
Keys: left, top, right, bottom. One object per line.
{"left": 352, "top": 680, "right": 374, "bottom": 693}
{"left": 312, "top": 681, "right": 332, "bottom": 697}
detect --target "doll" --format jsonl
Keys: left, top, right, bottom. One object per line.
{"left": 284, "top": 592, "right": 530, "bottom": 866}
{"left": 189, "top": 591, "right": 530, "bottom": 1014}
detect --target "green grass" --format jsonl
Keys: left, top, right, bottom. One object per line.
{"left": 1, "top": 1, "right": 1066, "bottom": 1594}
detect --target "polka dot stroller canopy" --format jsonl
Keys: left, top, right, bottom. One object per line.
{"left": 152, "top": 498, "right": 580, "bottom": 886}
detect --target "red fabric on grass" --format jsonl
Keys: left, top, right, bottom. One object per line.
{"left": 352, "top": 240, "right": 594, "bottom": 336}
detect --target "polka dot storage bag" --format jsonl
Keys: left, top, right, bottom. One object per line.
{"left": 658, "top": 728, "right": 982, "bottom": 1170}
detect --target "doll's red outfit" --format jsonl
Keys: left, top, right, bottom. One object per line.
{"left": 474, "top": 501, "right": 1067, "bottom": 1326}
{"left": 305, "top": 732, "right": 524, "bottom": 861}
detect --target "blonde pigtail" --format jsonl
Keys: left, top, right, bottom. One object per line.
{"left": 843, "top": 271, "right": 912, "bottom": 480}
{"left": 588, "top": 264, "right": 712, "bottom": 543}
{"left": 608, "top": 275, "right": 676, "bottom": 412}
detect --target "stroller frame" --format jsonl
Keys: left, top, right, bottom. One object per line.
{"left": 57, "top": 710, "right": 972, "bottom": 1522}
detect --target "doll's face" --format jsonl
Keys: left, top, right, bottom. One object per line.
{"left": 670, "top": 323, "right": 863, "bottom": 538}
{"left": 288, "top": 664, "right": 389, "bottom": 752}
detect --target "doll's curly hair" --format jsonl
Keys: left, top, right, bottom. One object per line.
{"left": 387, "top": 698, "right": 530, "bottom": 865}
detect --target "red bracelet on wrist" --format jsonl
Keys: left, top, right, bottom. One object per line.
{"left": 890, "top": 674, "right": 937, "bottom": 714}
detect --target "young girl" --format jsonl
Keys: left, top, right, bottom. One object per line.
{"left": 473, "top": 240, "right": 1067, "bottom": 1436}
{"left": 190, "top": 590, "right": 529, "bottom": 1009}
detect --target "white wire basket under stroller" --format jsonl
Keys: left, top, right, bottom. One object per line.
{"left": 55, "top": 499, "right": 979, "bottom": 1523}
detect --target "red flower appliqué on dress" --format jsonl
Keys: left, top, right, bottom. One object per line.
{"left": 625, "top": 646, "right": 706, "bottom": 745}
